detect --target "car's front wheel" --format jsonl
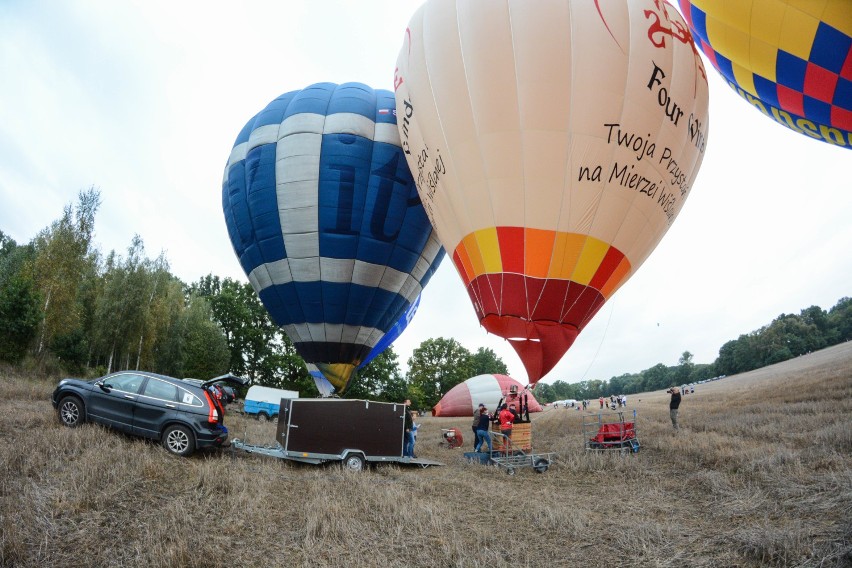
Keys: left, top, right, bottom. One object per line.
{"left": 58, "top": 395, "right": 85, "bottom": 427}
{"left": 162, "top": 425, "right": 195, "bottom": 457}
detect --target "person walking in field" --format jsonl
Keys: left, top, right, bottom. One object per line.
{"left": 668, "top": 386, "right": 682, "bottom": 431}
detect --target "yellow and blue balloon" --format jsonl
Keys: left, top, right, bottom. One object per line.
{"left": 678, "top": 0, "right": 851, "bottom": 148}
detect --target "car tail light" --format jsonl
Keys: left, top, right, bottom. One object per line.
{"left": 204, "top": 391, "right": 220, "bottom": 423}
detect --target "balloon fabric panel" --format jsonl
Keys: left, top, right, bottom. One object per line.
{"left": 224, "top": 83, "right": 444, "bottom": 393}
{"left": 678, "top": 0, "right": 851, "bottom": 147}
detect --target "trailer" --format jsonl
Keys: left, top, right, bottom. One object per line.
{"left": 232, "top": 398, "right": 443, "bottom": 470}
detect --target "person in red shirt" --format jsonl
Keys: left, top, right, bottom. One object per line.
{"left": 498, "top": 404, "right": 516, "bottom": 443}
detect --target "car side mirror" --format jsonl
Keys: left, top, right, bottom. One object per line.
{"left": 97, "top": 381, "right": 111, "bottom": 392}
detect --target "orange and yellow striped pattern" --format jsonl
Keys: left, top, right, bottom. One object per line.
{"left": 452, "top": 227, "right": 632, "bottom": 300}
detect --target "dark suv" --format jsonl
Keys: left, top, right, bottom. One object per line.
{"left": 52, "top": 371, "right": 247, "bottom": 457}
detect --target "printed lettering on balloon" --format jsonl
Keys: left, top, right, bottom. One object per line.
{"left": 647, "top": 63, "right": 683, "bottom": 126}
{"left": 329, "top": 154, "right": 421, "bottom": 242}
{"left": 369, "top": 153, "right": 422, "bottom": 242}
{"left": 398, "top": 96, "right": 446, "bottom": 208}
{"left": 399, "top": 98, "right": 414, "bottom": 156}
{"left": 726, "top": 80, "right": 851, "bottom": 148}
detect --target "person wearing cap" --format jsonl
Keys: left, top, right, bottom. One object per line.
{"left": 471, "top": 403, "right": 486, "bottom": 449}
{"left": 473, "top": 406, "right": 493, "bottom": 453}
{"left": 667, "top": 386, "right": 682, "bottom": 431}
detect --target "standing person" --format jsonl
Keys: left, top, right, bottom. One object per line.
{"left": 471, "top": 403, "right": 485, "bottom": 449}
{"left": 599, "top": 396, "right": 604, "bottom": 409}
{"left": 473, "top": 406, "right": 493, "bottom": 453}
{"left": 668, "top": 387, "right": 682, "bottom": 431}
{"left": 403, "top": 399, "right": 416, "bottom": 458}
{"left": 498, "top": 404, "right": 515, "bottom": 444}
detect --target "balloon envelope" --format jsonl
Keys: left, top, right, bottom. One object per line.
{"left": 307, "top": 295, "right": 420, "bottom": 396}
{"left": 432, "top": 374, "right": 542, "bottom": 417}
{"left": 678, "top": 0, "right": 851, "bottom": 148}
{"left": 223, "top": 83, "right": 444, "bottom": 394}
{"left": 395, "top": 0, "right": 709, "bottom": 384}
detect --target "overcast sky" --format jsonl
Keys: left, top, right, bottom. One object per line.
{"left": 1, "top": 1, "right": 849, "bottom": 385}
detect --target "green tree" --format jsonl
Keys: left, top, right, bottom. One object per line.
{"left": 532, "top": 381, "right": 555, "bottom": 403}
{"left": 345, "top": 348, "right": 408, "bottom": 402}
{"left": 151, "top": 279, "right": 195, "bottom": 377}
{"left": 676, "top": 351, "right": 695, "bottom": 384}
{"left": 193, "top": 275, "right": 284, "bottom": 383}
{"left": 799, "top": 305, "right": 829, "bottom": 338}
{"left": 716, "top": 334, "right": 757, "bottom": 376}
{"left": 827, "top": 297, "right": 852, "bottom": 343}
{"left": 257, "top": 341, "right": 316, "bottom": 395}
{"left": 608, "top": 373, "right": 634, "bottom": 396}
{"left": 641, "top": 363, "right": 673, "bottom": 391}
{"left": 181, "top": 295, "right": 230, "bottom": 379}
{"left": 0, "top": 236, "right": 42, "bottom": 363}
{"left": 30, "top": 188, "right": 100, "bottom": 355}
{"left": 549, "top": 379, "right": 580, "bottom": 400}
{"left": 468, "top": 347, "right": 508, "bottom": 376}
{"left": 91, "top": 236, "right": 156, "bottom": 372}
{"left": 407, "top": 337, "right": 473, "bottom": 409}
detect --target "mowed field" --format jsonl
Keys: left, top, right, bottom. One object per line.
{"left": 1, "top": 343, "right": 850, "bottom": 568}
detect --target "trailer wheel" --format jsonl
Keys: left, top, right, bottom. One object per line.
{"left": 505, "top": 467, "right": 516, "bottom": 476}
{"left": 533, "top": 458, "right": 549, "bottom": 473}
{"left": 343, "top": 454, "right": 365, "bottom": 472}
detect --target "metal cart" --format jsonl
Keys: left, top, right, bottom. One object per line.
{"left": 486, "top": 432, "right": 557, "bottom": 475}
{"left": 583, "top": 409, "right": 640, "bottom": 453}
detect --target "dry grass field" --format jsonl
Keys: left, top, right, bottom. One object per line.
{"left": 1, "top": 343, "right": 850, "bottom": 568}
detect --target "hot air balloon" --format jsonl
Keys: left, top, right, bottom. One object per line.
{"left": 394, "top": 0, "right": 709, "bottom": 385}
{"left": 432, "top": 374, "right": 543, "bottom": 417}
{"left": 306, "top": 294, "right": 422, "bottom": 396}
{"left": 223, "top": 82, "right": 444, "bottom": 394}
{"left": 678, "top": 0, "right": 851, "bottom": 148}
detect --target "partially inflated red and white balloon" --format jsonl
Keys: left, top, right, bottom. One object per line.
{"left": 432, "top": 374, "right": 543, "bottom": 417}
{"left": 395, "top": 0, "right": 709, "bottom": 384}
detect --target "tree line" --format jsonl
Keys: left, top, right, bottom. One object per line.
{"left": 533, "top": 300, "right": 851, "bottom": 403}
{"left": 1, "top": 189, "right": 849, "bottom": 411}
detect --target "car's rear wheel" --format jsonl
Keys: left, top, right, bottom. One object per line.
{"left": 257, "top": 413, "right": 269, "bottom": 422}
{"left": 58, "top": 396, "right": 85, "bottom": 427}
{"left": 162, "top": 425, "right": 195, "bottom": 457}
